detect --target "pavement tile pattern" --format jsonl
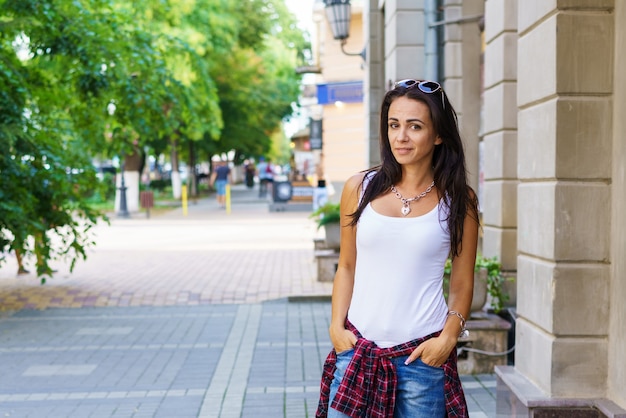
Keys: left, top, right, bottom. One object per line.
{"left": 0, "top": 185, "right": 497, "bottom": 417}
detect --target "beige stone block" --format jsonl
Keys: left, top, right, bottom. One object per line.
{"left": 397, "top": 0, "right": 424, "bottom": 9}
{"left": 516, "top": 316, "right": 609, "bottom": 397}
{"left": 517, "top": 183, "right": 556, "bottom": 258}
{"left": 609, "top": 1, "right": 626, "bottom": 406}
{"left": 515, "top": 317, "right": 554, "bottom": 393}
{"left": 483, "top": 82, "right": 517, "bottom": 134}
{"left": 368, "top": 39, "right": 384, "bottom": 66}
{"left": 444, "top": 6, "right": 462, "bottom": 42}
{"left": 554, "top": 182, "right": 610, "bottom": 262}
{"left": 517, "top": 0, "right": 558, "bottom": 34}
{"left": 444, "top": 41, "right": 463, "bottom": 77}
{"left": 552, "top": 338, "right": 608, "bottom": 398}
{"left": 482, "top": 131, "right": 518, "bottom": 180}
{"left": 517, "top": 182, "right": 611, "bottom": 261}
{"left": 484, "top": 33, "right": 517, "bottom": 89}
{"left": 558, "top": 0, "right": 613, "bottom": 7}
{"left": 556, "top": 14, "right": 614, "bottom": 95}
{"left": 484, "top": 0, "right": 517, "bottom": 42}
{"left": 388, "top": 46, "right": 425, "bottom": 81}
{"left": 397, "top": 12, "right": 425, "bottom": 45}
{"left": 462, "top": 0, "right": 484, "bottom": 16}
{"left": 518, "top": 15, "right": 557, "bottom": 106}
{"left": 555, "top": 98, "right": 612, "bottom": 179}
{"left": 384, "top": 14, "right": 398, "bottom": 51}
{"left": 443, "top": 78, "right": 462, "bottom": 108}
{"left": 518, "top": 99, "right": 557, "bottom": 180}
{"left": 482, "top": 226, "right": 517, "bottom": 270}
{"left": 516, "top": 255, "right": 555, "bottom": 332}
{"left": 552, "top": 263, "right": 609, "bottom": 336}
{"left": 482, "top": 180, "right": 518, "bottom": 228}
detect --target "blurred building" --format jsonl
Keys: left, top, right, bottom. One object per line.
{"left": 292, "top": 0, "right": 367, "bottom": 197}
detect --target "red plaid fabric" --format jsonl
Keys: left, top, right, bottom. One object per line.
{"left": 316, "top": 321, "right": 468, "bottom": 418}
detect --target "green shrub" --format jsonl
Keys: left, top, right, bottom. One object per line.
{"left": 309, "top": 202, "right": 340, "bottom": 229}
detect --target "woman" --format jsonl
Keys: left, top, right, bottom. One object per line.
{"left": 316, "top": 80, "right": 479, "bottom": 418}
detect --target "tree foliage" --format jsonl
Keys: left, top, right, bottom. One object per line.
{"left": 0, "top": 0, "right": 308, "bottom": 279}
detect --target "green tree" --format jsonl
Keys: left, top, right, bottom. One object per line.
{"left": 0, "top": 0, "right": 176, "bottom": 279}
{"left": 212, "top": 0, "right": 307, "bottom": 164}
{"left": 0, "top": 0, "right": 309, "bottom": 278}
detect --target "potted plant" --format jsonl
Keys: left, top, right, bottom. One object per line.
{"left": 310, "top": 202, "right": 341, "bottom": 250}
{"left": 444, "top": 254, "right": 515, "bottom": 313}
{"left": 475, "top": 255, "right": 514, "bottom": 313}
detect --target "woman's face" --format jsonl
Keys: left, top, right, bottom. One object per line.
{"left": 387, "top": 96, "right": 441, "bottom": 167}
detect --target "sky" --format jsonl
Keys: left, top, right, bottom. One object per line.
{"left": 283, "top": 0, "right": 318, "bottom": 138}
{"left": 285, "top": 0, "right": 316, "bottom": 32}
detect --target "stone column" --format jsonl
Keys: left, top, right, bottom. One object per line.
{"left": 482, "top": 0, "right": 518, "bottom": 271}
{"left": 364, "top": 0, "right": 384, "bottom": 167}
{"left": 609, "top": 1, "right": 626, "bottom": 410}
{"left": 497, "top": 1, "right": 617, "bottom": 414}
{"left": 383, "top": 3, "right": 426, "bottom": 87}
{"left": 442, "top": 0, "right": 483, "bottom": 193}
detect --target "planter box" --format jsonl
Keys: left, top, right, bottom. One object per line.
{"left": 456, "top": 313, "right": 511, "bottom": 374}
{"left": 323, "top": 223, "right": 340, "bottom": 250}
{"left": 315, "top": 249, "right": 339, "bottom": 282}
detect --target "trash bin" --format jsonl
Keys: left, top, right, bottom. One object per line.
{"left": 140, "top": 190, "right": 154, "bottom": 218}
{"left": 272, "top": 181, "right": 293, "bottom": 202}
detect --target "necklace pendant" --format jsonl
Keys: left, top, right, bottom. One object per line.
{"left": 401, "top": 204, "right": 411, "bottom": 216}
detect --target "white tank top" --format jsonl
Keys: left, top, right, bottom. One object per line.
{"left": 347, "top": 180, "right": 451, "bottom": 348}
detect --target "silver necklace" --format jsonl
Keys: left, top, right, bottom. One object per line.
{"left": 390, "top": 181, "right": 435, "bottom": 216}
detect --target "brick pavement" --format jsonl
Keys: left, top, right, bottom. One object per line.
{"left": 0, "top": 185, "right": 332, "bottom": 310}
{"left": 0, "top": 184, "right": 497, "bottom": 417}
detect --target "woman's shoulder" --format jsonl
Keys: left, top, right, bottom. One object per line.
{"left": 344, "top": 169, "right": 377, "bottom": 193}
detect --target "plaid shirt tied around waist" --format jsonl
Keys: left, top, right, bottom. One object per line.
{"left": 316, "top": 320, "right": 468, "bottom": 418}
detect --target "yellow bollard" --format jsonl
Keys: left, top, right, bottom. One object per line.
{"left": 225, "top": 184, "right": 231, "bottom": 214}
{"left": 182, "top": 185, "right": 188, "bottom": 216}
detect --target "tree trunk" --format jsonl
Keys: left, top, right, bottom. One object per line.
{"left": 170, "top": 138, "right": 182, "bottom": 199}
{"left": 188, "top": 141, "right": 197, "bottom": 197}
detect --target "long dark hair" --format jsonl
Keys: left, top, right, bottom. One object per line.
{"left": 349, "top": 81, "right": 479, "bottom": 258}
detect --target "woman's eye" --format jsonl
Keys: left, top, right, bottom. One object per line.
{"left": 388, "top": 123, "right": 399, "bottom": 129}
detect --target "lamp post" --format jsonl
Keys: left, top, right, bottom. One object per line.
{"left": 117, "top": 156, "right": 130, "bottom": 218}
{"left": 324, "top": 0, "right": 365, "bottom": 60}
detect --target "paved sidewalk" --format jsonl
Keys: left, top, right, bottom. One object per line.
{"left": 0, "top": 185, "right": 332, "bottom": 309}
{"left": 0, "top": 184, "right": 497, "bottom": 417}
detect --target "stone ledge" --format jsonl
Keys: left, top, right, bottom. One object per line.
{"left": 456, "top": 313, "right": 511, "bottom": 374}
{"left": 315, "top": 250, "right": 339, "bottom": 282}
{"left": 495, "top": 366, "right": 626, "bottom": 418}
{"left": 268, "top": 202, "right": 313, "bottom": 212}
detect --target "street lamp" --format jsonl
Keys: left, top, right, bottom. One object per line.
{"left": 117, "top": 156, "right": 130, "bottom": 218}
{"left": 324, "top": 0, "right": 365, "bottom": 60}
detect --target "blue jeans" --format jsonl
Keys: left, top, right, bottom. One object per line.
{"left": 328, "top": 349, "right": 445, "bottom": 418}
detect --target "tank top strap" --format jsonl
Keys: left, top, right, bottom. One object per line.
{"left": 359, "top": 171, "right": 377, "bottom": 205}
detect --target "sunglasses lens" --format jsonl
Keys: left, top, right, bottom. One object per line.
{"left": 418, "top": 81, "right": 440, "bottom": 93}
{"left": 396, "top": 79, "right": 418, "bottom": 89}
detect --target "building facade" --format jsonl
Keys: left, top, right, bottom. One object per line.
{"left": 307, "top": 0, "right": 368, "bottom": 198}
{"left": 348, "top": 0, "right": 625, "bottom": 415}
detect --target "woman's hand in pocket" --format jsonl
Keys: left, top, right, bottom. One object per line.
{"left": 330, "top": 326, "right": 357, "bottom": 354}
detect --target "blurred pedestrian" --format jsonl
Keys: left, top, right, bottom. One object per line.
{"left": 244, "top": 160, "right": 255, "bottom": 189}
{"left": 210, "top": 161, "right": 231, "bottom": 208}
{"left": 256, "top": 157, "right": 274, "bottom": 198}
{"left": 316, "top": 79, "right": 480, "bottom": 417}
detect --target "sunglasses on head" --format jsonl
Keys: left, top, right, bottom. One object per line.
{"left": 394, "top": 79, "right": 445, "bottom": 109}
